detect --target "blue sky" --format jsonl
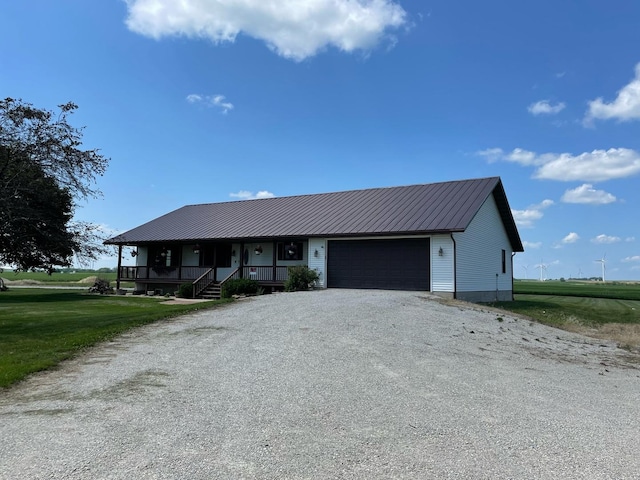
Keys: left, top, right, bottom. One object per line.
{"left": 2, "top": 0, "right": 639, "bottom": 279}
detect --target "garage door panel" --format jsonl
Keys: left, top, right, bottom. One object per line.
{"left": 327, "top": 239, "right": 430, "bottom": 291}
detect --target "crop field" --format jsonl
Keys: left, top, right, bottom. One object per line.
{"left": 514, "top": 280, "right": 640, "bottom": 301}
{"left": 0, "top": 289, "right": 229, "bottom": 388}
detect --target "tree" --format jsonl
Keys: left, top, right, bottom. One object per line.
{"left": 0, "top": 98, "right": 109, "bottom": 273}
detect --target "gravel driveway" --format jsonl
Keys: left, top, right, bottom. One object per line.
{"left": 1, "top": 289, "right": 639, "bottom": 479}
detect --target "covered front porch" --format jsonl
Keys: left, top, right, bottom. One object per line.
{"left": 114, "top": 239, "right": 308, "bottom": 297}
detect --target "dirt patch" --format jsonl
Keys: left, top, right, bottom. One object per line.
{"left": 78, "top": 276, "right": 99, "bottom": 284}
{"left": 160, "top": 298, "right": 214, "bottom": 305}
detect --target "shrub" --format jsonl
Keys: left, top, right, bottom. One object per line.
{"left": 284, "top": 266, "right": 319, "bottom": 292}
{"left": 221, "top": 278, "right": 259, "bottom": 298}
{"left": 88, "top": 278, "right": 113, "bottom": 294}
{"left": 177, "top": 283, "right": 193, "bottom": 298}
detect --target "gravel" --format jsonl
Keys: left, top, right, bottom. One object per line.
{"left": 1, "top": 289, "right": 639, "bottom": 479}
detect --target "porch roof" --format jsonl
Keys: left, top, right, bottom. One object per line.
{"left": 106, "top": 177, "right": 524, "bottom": 252}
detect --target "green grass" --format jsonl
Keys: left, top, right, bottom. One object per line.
{"left": 487, "top": 294, "right": 640, "bottom": 351}
{"left": 1, "top": 271, "right": 117, "bottom": 283}
{"left": 0, "top": 289, "right": 231, "bottom": 388}
{"left": 0, "top": 270, "right": 134, "bottom": 288}
{"left": 514, "top": 280, "right": 640, "bottom": 301}
{"left": 491, "top": 294, "right": 640, "bottom": 328}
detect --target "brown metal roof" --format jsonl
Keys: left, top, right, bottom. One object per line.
{"left": 106, "top": 177, "right": 524, "bottom": 252}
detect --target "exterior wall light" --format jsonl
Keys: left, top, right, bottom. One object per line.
{"left": 314, "top": 249, "right": 319, "bottom": 257}
{"left": 438, "top": 247, "right": 444, "bottom": 256}
{"left": 254, "top": 245, "right": 263, "bottom": 255}
{"left": 130, "top": 249, "right": 138, "bottom": 257}
{"left": 193, "top": 244, "right": 201, "bottom": 255}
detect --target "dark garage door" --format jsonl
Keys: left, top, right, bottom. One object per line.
{"left": 327, "top": 238, "right": 430, "bottom": 291}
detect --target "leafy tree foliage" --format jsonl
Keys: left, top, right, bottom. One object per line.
{"left": 0, "top": 98, "right": 109, "bottom": 273}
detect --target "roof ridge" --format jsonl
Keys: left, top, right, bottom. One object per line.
{"left": 184, "top": 176, "right": 501, "bottom": 208}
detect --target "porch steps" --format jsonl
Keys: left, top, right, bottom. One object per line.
{"left": 198, "top": 283, "right": 222, "bottom": 300}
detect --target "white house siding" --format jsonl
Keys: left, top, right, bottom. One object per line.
{"left": 308, "top": 238, "right": 327, "bottom": 287}
{"left": 135, "top": 247, "right": 148, "bottom": 267}
{"left": 453, "top": 194, "right": 513, "bottom": 302}
{"left": 182, "top": 245, "right": 199, "bottom": 267}
{"left": 430, "top": 235, "right": 454, "bottom": 294}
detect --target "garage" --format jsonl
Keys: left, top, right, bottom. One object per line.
{"left": 327, "top": 238, "right": 430, "bottom": 290}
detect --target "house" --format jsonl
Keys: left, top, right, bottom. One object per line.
{"left": 105, "top": 177, "right": 523, "bottom": 301}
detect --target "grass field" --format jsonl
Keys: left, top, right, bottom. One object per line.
{"left": 489, "top": 285, "right": 640, "bottom": 351}
{"left": 0, "top": 289, "right": 230, "bottom": 388}
{"left": 1, "top": 270, "right": 118, "bottom": 284}
{"left": 514, "top": 280, "right": 640, "bottom": 301}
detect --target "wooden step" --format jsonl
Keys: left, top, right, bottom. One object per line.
{"left": 197, "top": 283, "right": 221, "bottom": 299}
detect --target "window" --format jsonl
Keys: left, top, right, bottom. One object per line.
{"left": 501, "top": 249, "right": 506, "bottom": 274}
{"left": 150, "top": 244, "right": 179, "bottom": 267}
{"left": 278, "top": 242, "right": 304, "bottom": 261}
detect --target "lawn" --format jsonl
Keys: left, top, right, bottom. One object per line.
{"left": 0, "top": 270, "right": 122, "bottom": 285}
{"left": 488, "top": 294, "right": 640, "bottom": 351}
{"left": 0, "top": 289, "right": 230, "bottom": 388}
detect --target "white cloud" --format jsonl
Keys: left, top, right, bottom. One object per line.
{"left": 585, "top": 63, "right": 640, "bottom": 124}
{"left": 626, "top": 237, "right": 636, "bottom": 242}
{"left": 511, "top": 199, "right": 553, "bottom": 228}
{"left": 476, "top": 148, "right": 505, "bottom": 163}
{"left": 230, "top": 190, "right": 275, "bottom": 200}
{"left": 186, "top": 93, "right": 234, "bottom": 114}
{"left": 562, "top": 232, "right": 580, "bottom": 244}
{"left": 478, "top": 147, "right": 640, "bottom": 182}
{"left": 591, "top": 234, "right": 621, "bottom": 244}
{"left": 622, "top": 255, "right": 640, "bottom": 263}
{"left": 561, "top": 184, "right": 616, "bottom": 205}
{"left": 523, "top": 241, "right": 541, "bottom": 249}
{"left": 528, "top": 100, "right": 566, "bottom": 116}
{"left": 125, "top": 0, "right": 407, "bottom": 61}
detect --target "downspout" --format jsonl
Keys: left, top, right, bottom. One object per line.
{"left": 116, "top": 245, "right": 122, "bottom": 291}
{"left": 511, "top": 252, "right": 516, "bottom": 301}
{"left": 450, "top": 234, "right": 457, "bottom": 300}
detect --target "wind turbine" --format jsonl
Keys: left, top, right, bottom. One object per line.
{"left": 595, "top": 254, "right": 606, "bottom": 282}
{"left": 521, "top": 264, "right": 529, "bottom": 280}
{"left": 536, "top": 259, "right": 547, "bottom": 282}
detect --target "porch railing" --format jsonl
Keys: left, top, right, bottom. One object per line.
{"left": 242, "top": 266, "right": 289, "bottom": 282}
{"left": 119, "top": 265, "right": 290, "bottom": 285}
{"left": 118, "top": 266, "right": 212, "bottom": 281}
{"left": 192, "top": 267, "right": 216, "bottom": 298}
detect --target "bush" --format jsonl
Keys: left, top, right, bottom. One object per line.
{"left": 221, "top": 278, "right": 259, "bottom": 298}
{"left": 177, "top": 283, "right": 193, "bottom": 298}
{"left": 284, "top": 266, "right": 319, "bottom": 292}
{"left": 88, "top": 278, "right": 113, "bottom": 294}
